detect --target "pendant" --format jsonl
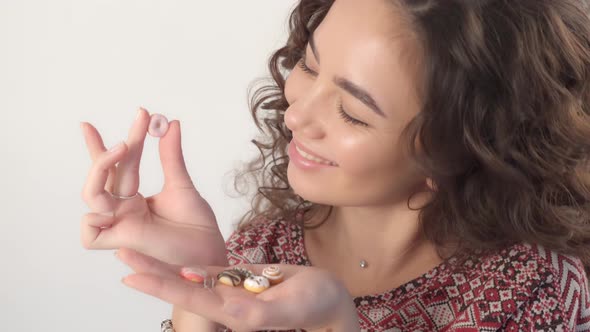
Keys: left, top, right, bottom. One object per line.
{"left": 360, "top": 259, "right": 368, "bottom": 268}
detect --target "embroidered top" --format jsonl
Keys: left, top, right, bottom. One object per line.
{"left": 221, "top": 218, "right": 590, "bottom": 331}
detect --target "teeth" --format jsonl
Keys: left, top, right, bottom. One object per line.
{"left": 295, "top": 145, "right": 335, "bottom": 165}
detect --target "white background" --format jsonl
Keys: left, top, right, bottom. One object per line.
{"left": 0, "top": 1, "right": 297, "bottom": 330}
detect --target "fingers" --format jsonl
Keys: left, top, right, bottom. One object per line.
{"left": 159, "top": 120, "right": 195, "bottom": 190}
{"left": 81, "top": 141, "right": 128, "bottom": 213}
{"left": 115, "top": 248, "right": 180, "bottom": 279}
{"left": 80, "top": 212, "right": 116, "bottom": 249}
{"left": 81, "top": 122, "right": 108, "bottom": 160}
{"left": 80, "top": 122, "right": 118, "bottom": 192}
{"left": 112, "top": 107, "right": 150, "bottom": 197}
{"left": 83, "top": 212, "right": 115, "bottom": 227}
{"left": 116, "top": 247, "right": 226, "bottom": 281}
{"left": 120, "top": 263, "right": 304, "bottom": 331}
{"left": 122, "top": 272, "right": 226, "bottom": 322}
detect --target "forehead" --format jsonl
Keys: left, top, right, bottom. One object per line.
{"left": 311, "top": 0, "right": 423, "bottom": 120}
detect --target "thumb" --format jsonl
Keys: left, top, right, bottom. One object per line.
{"left": 159, "top": 120, "right": 195, "bottom": 189}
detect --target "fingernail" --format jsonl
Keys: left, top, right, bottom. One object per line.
{"left": 180, "top": 267, "right": 207, "bottom": 283}
{"left": 136, "top": 107, "right": 144, "bottom": 120}
{"left": 80, "top": 122, "right": 86, "bottom": 133}
{"left": 109, "top": 141, "right": 125, "bottom": 153}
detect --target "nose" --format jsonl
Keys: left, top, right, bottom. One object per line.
{"left": 284, "top": 89, "right": 329, "bottom": 140}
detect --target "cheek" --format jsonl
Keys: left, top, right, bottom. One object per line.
{"left": 287, "top": 144, "right": 415, "bottom": 206}
{"left": 340, "top": 148, "right": 419, "bottom": 200}
{"left": 342, "top": 148, "right": 392, "bottom": 177}
{"left": 339, "top": 141, "right": 412, "bottom": 189}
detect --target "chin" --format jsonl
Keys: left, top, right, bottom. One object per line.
{"left": 287, "top": 176, "right": 349, "bottom": 207}
{"left": 287, "top": 164, "right": 331, "bottom": 205}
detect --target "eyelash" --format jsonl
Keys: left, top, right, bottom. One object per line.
{"left": 296, "top": 58, "right": 369, "bottom": 128}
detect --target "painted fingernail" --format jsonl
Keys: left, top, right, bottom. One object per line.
{"left": 108, "top": 141, "right": 125, "bottom": 153}
{"left": 180, "top": 267, "right": 207, "bottom": 283}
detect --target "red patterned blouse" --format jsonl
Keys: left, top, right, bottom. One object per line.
{"left": 222, "top": 218, "right": 590, "bottom": 331}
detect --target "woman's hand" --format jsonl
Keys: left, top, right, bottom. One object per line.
{"left": 115, "top": 248, "right": 360, "bottom": 332}
{"left": 80, "top": 108, "right": 227, "bottom": 267}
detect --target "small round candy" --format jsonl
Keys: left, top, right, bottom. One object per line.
{"left": 243, "top": 275, "right": 270, "bottom": 293}
{"left": 217, "top": 270, "right": 242, "bottom": 287}
{"left": 232, "top": 267, "right": 254, "bottom": 279}
{"left": 148, "top": 113, "right": 169, "bottom": 137}
{"left": 262, "top": 266, "right": 284, "bottom": 285}
{"left": 180, "top": 267, "right": 207, "bottom": 283}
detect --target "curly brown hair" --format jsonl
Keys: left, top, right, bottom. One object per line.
{"left": 232, "top": 0, "right": 590, "bottom": 272}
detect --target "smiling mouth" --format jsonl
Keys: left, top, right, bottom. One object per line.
{"left": 292, "top": 142, "right": 338, "bottom": 166}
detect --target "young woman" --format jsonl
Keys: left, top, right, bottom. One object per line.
{"left": 80, "top": 0, "right": 590, "bottom": 330}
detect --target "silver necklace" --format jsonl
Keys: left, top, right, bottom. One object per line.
{"left": 359, "top": 259, "right": 368, "bottom": 268}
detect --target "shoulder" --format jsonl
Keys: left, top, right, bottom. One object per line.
{"left": 225, "top": 217, "right": 305, "bottom": 265}
{"left": 501, "top": 243, "right": 590, "bottom": 331}
{"left": 441, "top": 242, "right": 590, "bottom": 330}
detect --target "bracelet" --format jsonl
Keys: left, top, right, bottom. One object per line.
{"left": 161, "top": 319, "right": 175, "bottom": 332}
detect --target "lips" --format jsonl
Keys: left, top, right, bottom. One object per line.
{"left": 291, "top": 138, "right": 337, "bottom": 165}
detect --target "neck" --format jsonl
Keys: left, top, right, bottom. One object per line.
{"left": 335, "top": 207, "right": 427, "bottom": 269}
{"left": 308, "top": 188, "right": 441, "bottom": 276}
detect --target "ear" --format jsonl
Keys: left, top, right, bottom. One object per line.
{"left": 426, "top": 177, "right": 437, "bottom": 191}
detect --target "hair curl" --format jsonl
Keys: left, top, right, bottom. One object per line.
{"left": 232, "top": 0, "right": 590, "bottom": 273}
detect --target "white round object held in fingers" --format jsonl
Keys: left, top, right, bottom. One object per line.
{"left": 148, "top": 113, "right": 169, "bottom": 137}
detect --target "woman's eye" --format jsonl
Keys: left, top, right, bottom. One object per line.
{"left": 297, "top": 58, "right": 315, "bottom": 75}
{"left": 296, "top": 56, "right": 369, "bottom": 128}
{"left": 338, "top": 103, "right": 368, "bottom": 127}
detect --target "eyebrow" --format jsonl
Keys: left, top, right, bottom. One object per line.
{"left": 308, "top": 32, "right": 387, "bottom": 118}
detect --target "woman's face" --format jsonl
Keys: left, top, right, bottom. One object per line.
{"left": 284, "top": 0, "right": 426, "bottom": 207}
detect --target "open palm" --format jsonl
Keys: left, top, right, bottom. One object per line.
{"left": 116, "top": 248, "right": 359, "bottom": 332}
